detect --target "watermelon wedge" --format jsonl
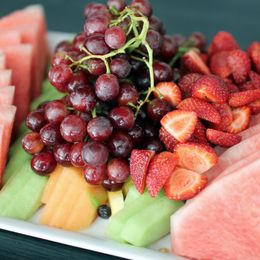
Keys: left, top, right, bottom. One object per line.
{"left": 0, "top": 52, "right": 5, "bottom": 69}
{"left": 0, "top": 45, "right": 32, "bottom": 132}
{"left": 0, "top": 86, "right": 15, "bottom": 105}
{"left": 0, "top": 31, "right": 21, "bottom": 46}
{"left": 0, "top": 105, "right": 16, "bottom": 181}
{"left": 0, "top": 70, "right": 12, "bottom": 87}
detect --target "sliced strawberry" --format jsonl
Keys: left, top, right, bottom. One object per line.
{"left": 181, "top": 49, "right": 210, "bottom": 75}
{"left": 208, "top": 31, "right": 239, "bottom": 56}
{"left": 249, "top": 70, "right": 260, "bottom": 87}
{"left": 178, "top": 73, "right": 202, "bottom": 98}
{"left": 192, "top": 75, "right": 229, "bottom": 104}
{"left": 229, "top": 89, "right": 260, "bottom": 107}
{"left": 223, "top": 78, "right": 240, "bottom": 93}
{"left": 227, "top": 49, "right": 251, "bottom": 84}
{"left": 146, "top": 152, "right": 178, "bottom": 197}
{"left": 163, "top": 167, "right": 208, "bottom": 200}
{"left": 239, "top": 81, "right": 256, "bottom": 91}
{"left": 210, "top": 51, "right": 232, "bottom": 78}
{"left": 159, "top": 126, "right": 179, "bottom": 152}
{"left": 160, "top": 110, "right": 198, "bottom": 142}
{"left": 206, "top": 128, "right": 242, "bottom": 147}
{"left": 177, "top": 97, "right": 221, "bottom": 124}
{"left": 174, "top": 142, "right": 218, "bottom": 174}
{"left": 249, "top": 99, "right": 260, "bottom": 115}
{"left": 247, "top": 41, "right": 260, "bottom": 74}
{"left": 154, "top": 82, "right": 182, "bottom": 107}
{"left": 209, "top": 103, "right": 233, "bottom": 131}
{"left": 226, "top": 106, "right": 251, "bottom": 134}
{"left": 130, "top": 149, "right": 155, "bottom": 194}
{"left": 189, "top": 120, "right": 208, "bottom": 144}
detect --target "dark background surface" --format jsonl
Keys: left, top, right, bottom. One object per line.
{"left": 0, "top": 0, "right": 259, "bottom": 259}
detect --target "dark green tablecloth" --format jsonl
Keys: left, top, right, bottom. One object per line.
{"left": 0, "top": 0, "right": 259, "bottom": 259}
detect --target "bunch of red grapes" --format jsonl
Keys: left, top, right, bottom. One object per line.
{"left": 22, "top": 0, "right": 206, "bottom": 191}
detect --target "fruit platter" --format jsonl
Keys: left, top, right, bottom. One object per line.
{"left": 0, "top": 1, "right": 260, "bottom": 259}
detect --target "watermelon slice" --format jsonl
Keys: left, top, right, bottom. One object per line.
{"left": 0, "top": 45, "right": 32, "bottom": 132}
{"left": 0, "top": 31, "right": 21, "bottom": 46}
{"left": 0, "top": 70, "right": 12, "bottom": 87}
{"left": 0, "top": 52, "right": 5, "bottom": 69}
{"left": 171, "top": 160, "right": 260, "bottom": 260}
{"left": 0, "top": 86, "right": 15, "bottom": 105}
{"left": 0, "top": 105, "right": 16, "bottom": 181}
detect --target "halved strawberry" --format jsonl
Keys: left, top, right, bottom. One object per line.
{"left": 146, "top": 152, "right": 178, "bottom": 197}
{"left": 208, "top": 31, "right": 239, "bottom": 56}
{"left": 181, "top": 49, "right": 210, "bottom": 75}
{"left": 224, "top": 78, "right": 240, "bottom": 93}
{"left": 226, "top": 106, "right": 251, "bottom": 134}
{"left": 210, "top": 51, "right": 232, "bottom": 78}
{"left": 154, "top": 82, "right": 182, "bottom": 107}
{"left": 178, "top": 73, "right": 202, "bottom": 98}
{"left": 177, "top": 97, "right": 221, "bottom": 124}
{"left": 160, "top": 110, "right": 197, "bottom": 142}
{"left": 228, "top": 89, "right": 260, "bottom": 107}
{"left": 227, "top": 49, "right": 251, "bottom": 84}
{"left": 159, "top": 126, "right": 179, "bottom": 152}
{"left": 130, "top": 149, "right": 155, "bottom": 194}
{"left": 209, "top": 103, "right": 233, "bottom": 131}
{"left": 206, "top": 128, "right": 242, "bottom": 147}
{"left": 189, "top": 120, "right": 208, "bottom": 144}
{"left": 247, "top": 41, "right": 260, "bottom": 74}
{"left": 192, "top": 75, "right": 229, "bottom": 104}
{"left": 163, "top": 167, "right": 208, "bottom": 200}
{"left": 249, "top": 99, "right": 260, "bottom": 115}
{"left": 174, "top": 142, "right": 218, "bottom": 174}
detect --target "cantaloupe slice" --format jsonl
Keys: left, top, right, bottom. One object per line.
{"left": 40, "top": 167, "right": 107, "bottom": 231}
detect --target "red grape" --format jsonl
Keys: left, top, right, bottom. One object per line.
{"left": 84, "top": 16, "right": 109, "bottom": 36}
{"left": 22, "top": 132, "right": 45, "bottom": 155}
{"left": 26, "top": 110, "right": 46, "bottom": 132}
{"left": 108, "top": 0, "right": 126, "bottom": 11}
{"left": 131, "top": 0, "right": 152, "bottom": 17}
{"left": 134, "top": 69, "right": 150, "bottom": 90}
{"left": 85, "top": 34, "right": 110, "bottom": 55}
{"left": 67, "top": 71, "right": 89, "bottom": 93}
{"left": 84, "top": 3, "right": 110, "bottom": 18}
{"left": 80, "top": 112, "right": 92, "bottom": 123}
{"left": 72, "top": 33, "right": 87, "bottom": 51}
{"left": 53, "top": 143, "right": 72, "bottom": 166}
{"left": 105, "top": 26, "right": 126, "bottom": 49}
{"left": 40, "top": 123, "right": 63, "bottom": 146}
{"left": 55, "top": 41, "right": 73, "bottom": 52}
{"left": 146, "top": 29, "right": 162, "bottom": 50}
{"left": 188, "top": 32, "right": 206, "bottom": 51}
{"left": 149, "top": 16, "right": 164, "bottom": 33}
{"left": 143, "top": 123, "right": 158, "bottom": 139}
{"left": 172, "top": 34, "right": 186, "bottom": 47}
{"left": 107, "top": 158, "right": 130, "bottom": 183}
{"left": 84, "top": 59, "right": 106, "bottom": 76}
{"left": 110, "top": 58, "right": 132, "bottom": 78}
{"left": 51, "top": 51, "right": 71, "bottom": 66}
{"left": 117, "top": 82, "right": 138, "bottom": 106}
{"left": 62, "top": 95, "right": 73, "bottom": 107}
{"left": 84, "top": 164, "right": 107, "bottom": 185}
{"left": 128, "top": 123, "right": 144, "bottom": 145}
{"left": 153, "top": 61, "right": 173, "bottom": 83}
{"left": 102, "top": 178, "right": 123, "bottom": 191}
{"left": 144, "top": 138, "right": 164, "bottom": 153}
{"left": 70, "top": 142, "right": 86, "bottom": 167}
{"left": 160, "top": 35, "right": 178, "bottom": 61}
{"left": 44, "top": 100, "right": 69, "bottom": 124}
{"left": 146, "top": 99, "right": 172, "bottom": 121}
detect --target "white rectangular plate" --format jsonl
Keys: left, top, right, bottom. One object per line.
{"left": 0, "top": 32, "right": 184, "bottom": 260}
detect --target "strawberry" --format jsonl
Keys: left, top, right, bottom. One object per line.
{"left": 239, "top": 81, "right": 256, "bottom": 91}
{"left": 130, "top": 149, "right": 155, "bottom": 194}
{"left": 228, "top": 89, "right": 260, "bottom": 107}
{"left": 189, "top": 120, "right": 208, "bottom": 144}
{"left": 178, "top": 73, "right": 202, "bottom": 98}
{"left": 223, "top": 78, "right": 240, "bottom": 93}
{"left": 227, "top": 49, "right": 251, "bottom": 84}
{"left": 154, "top": 82, "right": 182, "bottom": 107}
{"left": 181, "top": 49, "right": 210, "bottom": 75}
{"left": 160, "top": 110, "right": 198, "bottom": 142}
{"left": 210, "top": 51, "right": 232, "bottom": 78}
{"left": 192, "top": 75, "right": 229, "bottom": 104}
{"left": 247, "top": 41, "right": 260, "bottom": 74}
{"left": 177, "top": 97, "right": 221, "bottom": 124}
{"left": 146, "top": 152, "right": 178, "bottom": 197}
{"left": 206, "top": 128, "right": 242, "bottom": 147}
{"left": 164, "top": 167, "right": 208, "bottom": 200}
{"left": 226, "top": 106, "right": 251, "bottom": 134}
{"left": 208, "top": 31, "right": 239, "bottom": 56}
{"left": 174, "top": 142, "right": 218, "bottom": 174}
{"left": 209, "top": 103, "right": 233, "bottom": 131}
{"left": 249, "top": 99, "right": 260, "bottom": 115}
{"left": 199, "top": 53, "right": 209, "bottom": 64}
{"left": 249, "top": 70, "right": 260, "bottom": 87}
{"left": 159, "top": 126, "right": 179, "bottom": 152}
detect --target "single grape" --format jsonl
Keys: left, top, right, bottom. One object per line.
{"left": 80, "top": 112, "right": 92, "bottom": 123}
{"left": 62, "top": 95, "right": 73, "bottom": 107}
{"left": 84, "top": 164, "right": 107, "bottom": 185}
{"left": 26, "top": 110, "right": 46, "bottom": 132}
{"left": 102, "top": 178, "right": 123, "bottom": 191}
{"left": 22, "top": 132, "right": 45, "bottom": 155}
{"left": 130, "top": 59, "right": 144, "bottom": 72}
{"left": 172, "top": 34, "right": 186, "bottom": 47}
{"left": 53, "top": 143, "right": 72, "bottom": 167}
{"left": 66, "top": 50, "right": 84, "bottom": 62}
{"left": 144, "top": 138, "right": 164, "bottom": 153}
{"left": 48, "top": 64, "right": 73, "bottom": 92}
{"left": 85, "top": 34, "right": 110, "bottom": 55}
{"left": 51, "top": 51, "right": 71, "bottom": 66}
{"left": 134, "top": 69, "right": 150, "bottom": 90}
{"left": 95, "top": 74, "right": 120, "bottom": 101}
{"left": 84, "top": 59, "right": 106, "bottom": 76}
{"left": 146, "top": 29, "right": 162, "bottom": 50}
{"left": 107, "top": 158, "right": 130, "bottom": 183}
{"left": 84, "top": 3, "right": 110, "bottom": 18}
{"left": 70, "top": 142, "right": 86, "bottom": 167}
{"left": 146, "top": 99, "right": 172, "bottom": 121}
{"left": 40, "top": 123, "right": 63, "bottom": 146}
{"left": 188, "top": 32, "right": 206, "bottom": 51}
{"left": 149, "top": 16, "right": 163, "bottom": 33}
{"left": 105, "top": 26, "right": 126, "bottom": 49}
{"left": 131, "top": 0, "right": 152, "bottom": 17}
{"left": 118, "top": 16, "right": 131, "bottom": 32}
{"left": 82, "top": 141, "right": 109, "bottom": 167}
{"left": 110, "top": 58, "right": 131, "bottom": 78}
{"left": 84, "top": 16, "right": 109, "bottom": 36}
{"left": 55, "top": 41, "right": 73, "bottom": 52}
{"left": 117, "top": 82, "right": 138, "bottom": 106}
{"left": 143, "top": 123, "right": 158, "bottom": 139}
{"left": 153, "top": 61, "right": 173, "bottom": 83}
{"left": 98, "top": 205, "right": 111, "bottom": 219}
{"left": 87, "top": 116, "right": 113, "bottom": 142}
{"left": 60, "top": 115, "right": 87, "bottom": 143}
{"left": 108, "top": 131, "right": 133, "bottom": 157}
{"left": 128, "top": 123, "right": 144, "bottom": 145}
{"left": 72, "top": 33, "right": 87, "bottom": 51}
{"left": 69, "top": 87, "right": 96, "bottom": 113}
{"left": 67, "top": 71, "right": 89, "bottom": 93}
{"left": 44, "top": 100, "right": 69, "bottom": 124}
{"left": 108, "top": 0, "right": 126, "bottom": 11}
{"left": 31, "top": 150, "right": 57, "bottom": 176}
{"left": 109, "top": 106, "right": 135, "bottom": 131}
{"left": 160, "top": 35, "right": 178, "bottom": 61}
